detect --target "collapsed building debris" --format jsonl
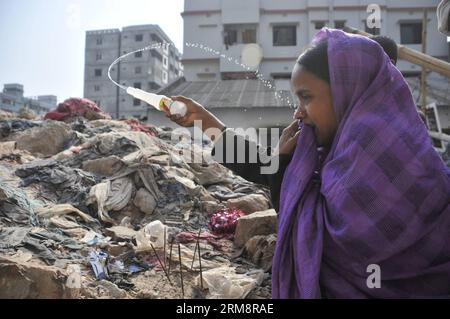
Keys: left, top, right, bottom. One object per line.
{"left": 0, "top": 112, "right": 274, "bottom": 299}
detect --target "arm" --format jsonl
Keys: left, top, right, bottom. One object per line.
{"left": 165, "top": 96, "right": 300, "bottom": 209}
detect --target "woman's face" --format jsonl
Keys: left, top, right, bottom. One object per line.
{"left": 291, "top": 63, "right": 337, "bottom": 148}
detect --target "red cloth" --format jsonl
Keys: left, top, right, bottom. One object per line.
{"left": 209, "top": 208, "right": 246, "bottom": 237}
{"left": 124, "top": 119, "right": 157, "bottom": 137}
{"left": 176, "top": 231, "right": 229, "bottom": 251}
{"left": 44, "top": 98, "right": 111, "bottom": 122}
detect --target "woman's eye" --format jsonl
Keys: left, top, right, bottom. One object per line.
{"left": 300, "top": 95, "right": 311, "bottom": 102}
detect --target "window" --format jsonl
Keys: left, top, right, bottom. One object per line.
{"left": 273, "top": 25, "right": 297, "bottom": 46}
{"left": 314, "top": 21, "right": 326, "bottom": 30}
{"left": 224, "top": 29, "right": 238, "bottom": 46}
{"left": 334, "top": 21, "right": 346, "bottom": 29}
{"left": 95, "top": 69, "right": 102, "bottom": 77}
{"left": 400, "top": 22, "right": 422, "bottom": 44}
{"left": 151, "top": 34, "right": 163, "bottom": 44}
{"left": 94, "top": 85, "right": 100, "bottom": 92}
{"left": 162, "top": 70, "right": 168, "bottom": 84}
{"left": 135, "top": 34, "right": 143, "bottom": 42}
{"left": 96, "top": 52, "right": 102, "bottom": 61}
{"left": 151, "top": 50, "right": 163, "bottom": 62}
{"left": 242, "top": 29, "right": 257, "bottom": 43}
{"left": 133, "top": 99, "right": 141, "bottom": 106}
{"left": 365, "top": 23, "right": 380, "bottom": 35}
{"left": 135, "top": 66, "right": 142, "bottom": 74}
{"left": 135, "top": 51, "right": 143, "bottom": 58}
{"left": 163, "top": 43, "right": 169, "bottom": 54}
{"left": 96, "top": 37, "right": 102, "bottom": 45}
{"left": 133, "top": 82, "right": 141, "bottom": 89}
{"left": 163, "top": 56, "right": 168, "bottom": 68}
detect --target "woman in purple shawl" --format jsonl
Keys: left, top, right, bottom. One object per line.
{"left": 166, "top": 29, "right": 450, "bottom": 298}
{"left": 274, "top": 28, "right": 450, "bottom": 298}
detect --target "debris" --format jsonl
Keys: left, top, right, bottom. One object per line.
{"left": 0, "top": 256, "right": 76, "bottom": 299}
{"left": 124, "top": 119, "right": 158, "bottom": 137}
{"left": 133, "top": 188, "right": 157, "bottom": 215}
{"left": 152, "top": 243, "right": 172, "bottom": 285}
{"left": 16, "top": 159, "right": 100, "bottom": 210}
{"left": 105, "top": 226, "right": 137, "bottom": 241}
{"left": 178, "top": 243, "right": 184, "bottom": 297}
{"left": 242, "top": 235, "right": 277, "bottom": 272}
{"left": 0, "top": 119, "right": 40, "bottom": 138}
{"left": 18, "top": 107, "right": 37, "bottom": 120}
{"left": 44, "top": 98, "right": 111, "bottom": 122}
{"left": 82, "top": 155, "right": 124, "bottom": 176}
{"left": 135, "top": 220, "right": 168, "bottom": 252}
{"left": 37, "top": 203, "right": 96, "bottom": 224}
{"left": 89, "top": 251, "right": 109, "bottom": 280}
{"left": 226, "top": 194, "right": 270, "bottom": 214}
{"left": 197, "top": 266, "right": 265, "bottom": 299}
{"left": 15, "top": 121, "right": 76, "bottom": 157}
{"left": 81, "top": 231, "right": 109, "bottom": 246}
{"left": 0, "top": 112, "right": 275, "bottom": 299}
{"left": 0, "top": 109, "right": 16, "bottom": 120}
{"left": 86, "top": 177, "right": 134, "bottom": 224}
{"left": 66, "top": 264, "right": 82, "bottom": 297}
{"left": 0, "top": 141, "right": 17, "bottom": 156}
{"left": 209, "top": 208, "right": 246, "bottom": 236}
{"left": 95, "top": 280, "right": 129, "bottom": 299}
{"left": 234, "top": 209, "right": 277, "bottom": 248}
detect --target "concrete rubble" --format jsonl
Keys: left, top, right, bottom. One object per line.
{"left": 0, "top": 114, "right": 275, "bottom": 299}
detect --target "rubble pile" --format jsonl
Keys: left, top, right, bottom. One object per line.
{"left": 0, "top": 113, "right": 277, "bottom": 299}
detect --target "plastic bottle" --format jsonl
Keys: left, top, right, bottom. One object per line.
{"left": 126, "top": 87, "right": 187, "bottom": 117}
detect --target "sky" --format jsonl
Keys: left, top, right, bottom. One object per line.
{"left": 0, "top": 0, "right": 184, "bottom": 102}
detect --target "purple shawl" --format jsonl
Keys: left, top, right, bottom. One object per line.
{"left": 272, "top": 29, "right": 450, "bottom": 298}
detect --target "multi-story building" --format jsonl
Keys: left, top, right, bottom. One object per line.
{"left": 0, "top": 83, "right": 56, "bottom": 115}
{"left": 84, "top": 25, "right": 183, "bottom": 119}
{"left": 182, "top": 0, "right": 448, "bottom": 83}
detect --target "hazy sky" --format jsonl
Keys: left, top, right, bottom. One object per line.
{"left": 0, "top": 0, "right": 184, "bottom": 102}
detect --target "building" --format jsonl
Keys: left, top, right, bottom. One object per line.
{"left": 182, "top": 0, "right": 448, "bottom": 83}
{"left": 84, "top": 25, "right": 183, "bottom": 119}
{"left": 0, "top": 83, "right": 56, "bottom": 115}
{"left": 148, "top": 0, "right": 449, "bottom": 133}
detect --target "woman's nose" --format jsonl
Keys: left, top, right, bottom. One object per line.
{"left": 293, "top": 106, "right": 307, "bottom": 120}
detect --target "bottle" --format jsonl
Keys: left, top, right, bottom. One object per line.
{"left": 126, "top": 87, "right": 187, "bottom": 117}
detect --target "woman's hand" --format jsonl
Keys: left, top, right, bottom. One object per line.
{"left": 163, "top": 96, "right": 226, "bottom": 141}
{"left": 275, "top": 120, "right": 301, "bottom": 156}
{"left": 162, "top": 96, "right": 206, "bottom": 127}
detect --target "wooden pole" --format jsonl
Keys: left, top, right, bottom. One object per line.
{"left": 343, "top": 26, "right": 450, "bottom": 78}
{"left": 420, "top": 10, "right": 428, "bottom": 111}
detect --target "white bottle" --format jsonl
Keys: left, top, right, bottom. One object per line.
{"left": 126, "top": 87, "right": 187, "bottom": 117}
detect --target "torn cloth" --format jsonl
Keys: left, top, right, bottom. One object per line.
{"left": 44, "top": 98, "right": 111, "bottom": 122}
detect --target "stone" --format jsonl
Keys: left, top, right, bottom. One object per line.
{"left": 226, "top": 194, "right": 270, "bottom": 214}
{"left": 0, "top": 256, "right": 76, "bottom": 299}
{"left": 105, "top": 243, "right": 131, "bottom": 257}
{"left": 105, "top": 226, "right": 137, "bottom": 241}
{"left": 234, "top": 209, "right": 277, "bottom": 248}
{"left": 133, "top": 188, "right": 157, "bottom": 215}
{"left": 95, "top": 280, "right": 128, "bottom": 299}
{"left": 15, "top": 121, "right": 74, "bottom": 157}
{"left": 201, "top": 201, "right": 224, "bottom": 214}
{"left": 82, "top": 156, "right": 124, "bottom": 176}
{"left": 243, "top": 235, "right": 277, "bottom": 272}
